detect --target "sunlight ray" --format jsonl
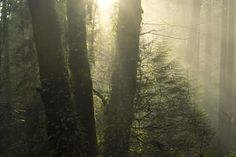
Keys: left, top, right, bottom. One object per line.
{"left": 97, "top": 0, "right": 113, "bottom": 9}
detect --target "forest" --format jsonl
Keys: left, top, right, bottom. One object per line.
{"left": 0, "top": 0, "right": 235, "bottom": 157}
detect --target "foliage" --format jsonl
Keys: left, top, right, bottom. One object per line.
{"left": 0, "top": 0, "right": 222, "bottom": 156}
{"left": 226, "top": 152, "right": 236, "bottom": 157}
{"left": 130, "top": 41, "right": 213, "bottom": 157}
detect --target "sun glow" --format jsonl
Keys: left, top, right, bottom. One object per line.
{"left": 97, "top": 0, "right": 112, "bottom": 9}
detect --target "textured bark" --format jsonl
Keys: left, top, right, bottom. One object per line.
{"left": 27, "top": 0, "right": 81, "bottom": 156}
{"left": 103, "top": 0, "right": 142, "bottom": 156}
{"left": 218, "top": 0, "right": 235, "bottom": 156}
{"left": 186, "top": 0, "right": 201, "bottom": 76}
{"left": 67, "top": 0, "right": 97, "bottom": 156}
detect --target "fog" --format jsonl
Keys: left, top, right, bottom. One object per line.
{"left": 94, "top": 0, "right": 235, "bottom": 156}
{"left": 0, "top": 0, "right": 235, "bottom": 157}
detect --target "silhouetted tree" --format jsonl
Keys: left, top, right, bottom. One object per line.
{"left": 0, "top": 0, "right": 12, "bottom": 156}
{"left": 103, "top": 0, "right": 143, "bottom": 156}
{"left": 67, "top": 0, "right": 97, "bottom": 156}
{"left": 27, "top": 0, "right": 81, "bottom": 156}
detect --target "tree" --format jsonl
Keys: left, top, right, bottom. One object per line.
{"left": 131, "top": 42, "right": 213, "bottom": 157}
{"left": 186, "top": 0, "right": 202, "bottom": 77}
{"left": 203, "top": 0, "right": 213, "bottom": 124}
{"left": 103, "top": 0, "right": 143, "bottom": 156}
{"left": 87, "top": 0, "right": 97, "bottom": 66}
{"left": 218, "top": 0, "right": 235, "bottom": 156}
{"left": 0, "top": 1, "right": 2, "bottom": 79}
{"left": 67, "top": 0, "right": 97, "bottom": 156}
{"left": 0, "top": 0, "right": 12, "bottom": 156}
{"left": 27, "top": 0, "right": 81, "bottom": 156}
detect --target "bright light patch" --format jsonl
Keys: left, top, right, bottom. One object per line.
{"left": 97, "top": 0, "right": 112, "bottom": 9}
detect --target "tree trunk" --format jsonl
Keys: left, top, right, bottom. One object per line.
{"left": 0, "top": 0, "right": 2, "bottom": 79}
{"left": 203, "top": 0, "right": 213, "bottom": 121}
{"left": 218, "top": 0, "right": 235, "bottom": 156}
{"left": 67, "top": 0, "right": 97, "bottom": 156}
{"left": 103, "top": 0, "right": 143, "bottom": 156}
{"left": 0, "top": 1, "right": 12, "bottom": 156}
{"left": 88, "top": 0, "right": 96, "bottom": 66}
{"left": 186, "top": 0, "right": 201, "bottom": 77}
{"left": 27, "top": 0, "right": 81, "bottom": 156}
{"left": 3, "top": 0, "right": 11, "bottom": 105}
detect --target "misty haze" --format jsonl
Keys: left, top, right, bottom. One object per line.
{"left": 0, "top": 0, "right": 235, "bottom": 157}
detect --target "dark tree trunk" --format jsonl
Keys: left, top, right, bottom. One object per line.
{"left": 103, "top": 0, "right": 142, "bottom": 157}
{"left": 218, "top": 0, "right": 235, "bottom": 156}
{"left": 3, "top": 0, "right": 11, "bottom": 104}
{"left": 67, "top": 0, "right": 97, "bottom": 156}
{"left": 0, "top": 0, "right": 2, "bottom": 77}
{"left": 27, "top": 0, "right": 81, "bottom": 156}
{"left": 186, "top": 0, "right": 201, "bottom": 76}
{"left": 24, "top": 38, "right": 45, "bottom": 157}
{"left": 0, "top": 1, "right": 12, "bottom": 156}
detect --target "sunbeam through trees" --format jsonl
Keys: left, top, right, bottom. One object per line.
{"left": 0, "top": 0, "right": 236, "bottom": 157}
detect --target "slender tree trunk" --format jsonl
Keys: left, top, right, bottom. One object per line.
{"left": 67, "top": 0, "right": 97, "bottom": 156}
{"left": 218, "top": 0, "right": 229, "bottom": 155}
{"left": 204, "top": 0, "right": 213, "bottom": 120}
{"left": 218, "top": 0, "right": 235, "bottom": 156}
{"left": 186, "top": 0, "right": 201, "bottom": 77}
{"left": 0, "top": 0, "right": 2, "bottom": 78}
{"left": 27, "top": 1, "right": 81, "bottom": 156}
{"left": 103, "top": 0, "right": 142, "bottom": 156}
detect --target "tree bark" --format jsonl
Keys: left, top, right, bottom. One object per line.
{"left": 103, "top": 0, "right": 142, "bottom": 156}
{"left": 67, "top": 0, "right": 97, "bottom": 156}
{"left": 27, "top": 0, "right": 81, "bottom": 156}
{"left": 218, "top": 0, "right": 235, "bottom": 156}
